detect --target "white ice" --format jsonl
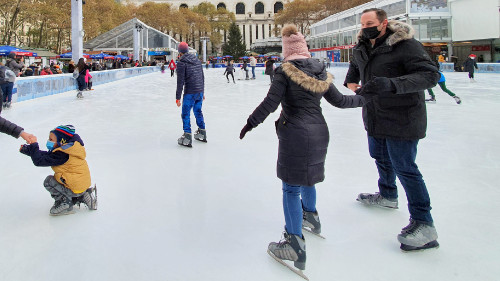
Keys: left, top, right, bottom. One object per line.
{"left": 1, "top": 67, "right": 499, "bottom": 281}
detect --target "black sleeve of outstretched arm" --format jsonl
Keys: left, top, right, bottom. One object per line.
{"left": 247, "top": 72, "right": 287, "bottom": 128}
{"left": 323, "top": 84, "right": 364, "bottom": 108}
{"left": 0, "top": 116, "right": 24, "bottom": 138}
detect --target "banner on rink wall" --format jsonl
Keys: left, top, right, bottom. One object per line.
{"left": 13, "top": 66, "right": 161, "bottom": 103}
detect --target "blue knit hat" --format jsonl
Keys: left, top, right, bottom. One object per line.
{"left": 51, "top": 125, "right": 75, "bottom": 145}
{"left": 178, "top": 42, "right": 189, "bottom": 53}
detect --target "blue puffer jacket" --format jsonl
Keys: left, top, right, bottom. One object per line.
{"left": 176, "top": 53, "right": 205, "bottom": 100}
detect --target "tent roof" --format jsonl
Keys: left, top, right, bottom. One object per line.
{"left": 84, "top": 18, "right": 179, "bottom": 51}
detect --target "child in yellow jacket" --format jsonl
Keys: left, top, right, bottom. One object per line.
{"left": 20, "top": 125, "right": 97, "bottom": 216}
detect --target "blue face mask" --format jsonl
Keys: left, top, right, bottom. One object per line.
{"left": 46, "top": 140, "right": 55, "bottom": 151}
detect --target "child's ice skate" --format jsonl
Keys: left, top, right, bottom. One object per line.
{"left": 453, "top": 96, "right": 462, "bottom": 104}
{"left": 178, "top": 132, "right": 192, "bottom": 147}
{"left": 76, "top": 91, "right": 83, "bottom": 99}
{"left": 50, "top": 196, "right": 75, "bottom": 216}
{"left": 75, "top": 185, "right": 98, "bottom": 210}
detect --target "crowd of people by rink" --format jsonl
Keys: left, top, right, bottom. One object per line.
{"left": 0, "top": 6, "right": 491, "bottom": 280}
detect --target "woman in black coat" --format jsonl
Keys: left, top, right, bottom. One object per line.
{"left": 264, "top": 59, "right": 274, "bottom": 84}
{"left": 239, "top": 25, "right": 363, "bottom": 274}
{"left": 75, "top": 58, "right": 88, "bottom": 98}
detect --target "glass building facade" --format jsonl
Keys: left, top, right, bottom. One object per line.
{"left": 309, "top": 0, "right": 452, "bottom": 62}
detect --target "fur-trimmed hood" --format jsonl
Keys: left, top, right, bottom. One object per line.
{"left": 281, "top": 59, "right": 334, "bottom": 94}
{"left": 357, "top": 20, "right": 415, "bottom": 46}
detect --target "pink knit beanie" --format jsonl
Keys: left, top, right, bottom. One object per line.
{"left": 282, "top": 25, "right": 311, "bottom": 61}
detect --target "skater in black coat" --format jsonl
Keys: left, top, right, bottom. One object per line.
{"left": 344, "top": 8, "right": 440, "bottom": 251}
{"left": 240, "top": 24, "right": 363, "bottom": 276}
{"left": 463, "top": 54, "right": 478, "bottom": 81}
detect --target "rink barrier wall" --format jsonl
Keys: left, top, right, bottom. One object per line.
{"left": 12, "top": 66, "right": 161, "bottom": 103}
{"left": 330, "top": 62, "right": 500, "bottom": 73}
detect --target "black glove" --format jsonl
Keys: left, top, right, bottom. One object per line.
{"left": 19, "top": 144, "right": 30, "bottom": 155}
{"left": 239, "top": 123, "right": 253, "bottom": 139}
{"left": 358, "top": 77, "right": 395, "bottom": 96}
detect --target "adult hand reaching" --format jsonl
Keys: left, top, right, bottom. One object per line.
{"left": 19, "top": 131, "right": 37, "bottom": 144}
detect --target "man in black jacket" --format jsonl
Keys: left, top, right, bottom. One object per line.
{"left": 344, "top": 8, "right": 440, "bottom": 251}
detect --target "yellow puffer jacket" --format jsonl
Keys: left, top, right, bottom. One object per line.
{"left": 52, "top": 141, "right": 91, "bottom": 194}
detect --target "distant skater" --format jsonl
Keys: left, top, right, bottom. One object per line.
{"left": 426, "top": 72, "right": 461, "bottom": 104}
{"left": 224, "top": 60, "right": 235, "bottom": 83}
{"left": 463, "top": 54, "right": 478, "bottom": 82}
{"left": 175, "top": 42, "right": 207, "bottom": 147}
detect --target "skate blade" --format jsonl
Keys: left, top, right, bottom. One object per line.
{"left": 356, "top": 198, "right": 399, "bottom": 209}
{"left": 50, "top": 210, "right": 76, "bottom": 216}
{"left": 267, "top": 249, "right": 309, "bottom": 281}
{"left": 91, "top": 184, "right": 98, "bottom": 210}
{"left": 400, "top": 240, "right": 439, "bottom": 252}
{"left": 302, "top": 227, "right": 325, "bottom": 239}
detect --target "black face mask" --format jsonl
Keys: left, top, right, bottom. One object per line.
{"left": 362, "top": 25, "right": 382, "bottom": 40}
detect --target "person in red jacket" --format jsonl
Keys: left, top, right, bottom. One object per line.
{"left": 168, "top": 59, "right": 176, "bottom": 77}
{"left": 40, "top": 66, "right": 53, "bottom": 75}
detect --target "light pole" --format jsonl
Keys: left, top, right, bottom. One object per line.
{"left": 71, "top": 0, "right": 84, "bottom": 62}
{"left": 200, "top": 36, "right": 210, "bottom": 64}
{"left": 134, "top": 24, "right": 143, "bottom": 62}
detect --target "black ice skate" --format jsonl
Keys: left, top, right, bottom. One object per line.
{"left": 425, "top": 97, "right": 436, "bottom": 103}
{"left": 178, "top": 132, "right": 192, "bottom": 147}
{"left": 194, "top": 129, "right": 207, "bottom": 142}
{"left": 302, "top": 210, "right": 324, "bottom": 239}
{"left": 76, "top": 91, "right": 83, "bottom": 99}
{"left": 398, "top": 219, "right": 439, "bottom": 252}
{"left": 267, "top": 231, "right": 308, "bottom": 280}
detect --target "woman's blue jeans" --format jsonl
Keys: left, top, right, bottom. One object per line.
{"left": 282, "top": 182, "right": 317, "bottom": 236}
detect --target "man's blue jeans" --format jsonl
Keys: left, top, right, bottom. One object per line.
{"left": 282, "top": 182, "right": 317, "bottom": 236}
{"left": 368, "top": 136, "right": 433, "bottom": 222}
{"left": 251, "top": 66, "right": 256, "bottom": 78}
{"left": 181, "top": 93, "right": 205, "bottom": 133}
{"left": 1, "top": 82, "right": 14, "bottom": 102}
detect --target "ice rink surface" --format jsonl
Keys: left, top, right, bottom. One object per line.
{"left": 1, "top": 67, "right": 499, "bottom": 281}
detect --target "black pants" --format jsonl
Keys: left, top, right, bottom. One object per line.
{"left": 171, "top": 69, "right": 175, "bottom": 77}
{"left": 226, "top": 72, "right": 234, "bottom": 82}
{"left": 468, "top": 71, "right": 474, "bottom": 79}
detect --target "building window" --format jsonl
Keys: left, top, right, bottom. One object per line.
{"left": 242, "top": 25, "right": 246, "bottom": 42}
{"left": 217, "top": 3, "right": 226, "bottom": 10}
{"left": 180, "top": 3, "right": 188, "bottom": 9}
{"left": 269, "top": 24, "right": 272, "bottom": 37}
{"left": 236, "top": 3, "right": 245, "bottom": 14}
{"left": 255, "top": 2, "right": 264, "bottom": 14}
{"left": 410, "top": 0, "right": 448, "bottom": 13}
{"left": 256, "top": 25, "right": 259, "bottom": 39}
{"left": 262, "top": 24, "right": 265, "bottom": 39}
{"left": 274, "top": 2, "right": 283, "bottom": 13}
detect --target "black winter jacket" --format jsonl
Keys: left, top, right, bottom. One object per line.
{"left": 0, "top": 116, "right": 24, "bottom": 138}
{"left": 463, "top": 58, "right": 478, "bottom": 73}
{"left": 344, "top": 21, "right": 439, "bottom": 140}
{"left": 176, "top": 53, "right": 205, "bottom": 100}
{"left": 247, "top": 59, "right": 364, "bottom": 186}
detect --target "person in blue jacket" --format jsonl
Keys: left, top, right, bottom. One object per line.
{"left": 175, "top": 42, "right": 207, "bottom": 147}
{"left": 426, "top": 71, "right": 461, "bottom": 104}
